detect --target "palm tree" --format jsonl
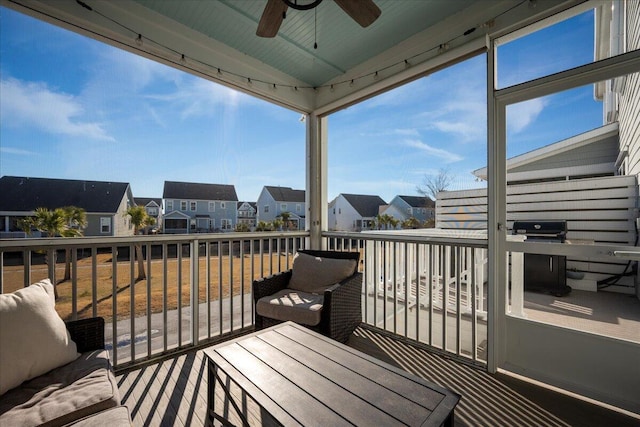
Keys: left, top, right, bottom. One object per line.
{"left": 256, "top": 221, "right": 271, "bottom": 231}
{"left": 60, "top": 206, "right": 87, "bottom": 281}
{"left": 271, "top": 218, "right": 284, "bottom": 231}
{"left": 126, "top": 205, "right": 155, "bottom": 281}
{"left": 31, "top": 207, "right": 68, "bottom": 298}
{"left": 17, "top": 216, "right": 35, "bottom": 235}
{"left": 235, "top": 222, "right": 250, "bottom": 232}
{"left": 376, "top": 213, "right": 395, "bottom": 230}
{"left": 278, "top": 211, "right": 292, "bottom": 230}
{"left": 373, "top": 214, "right": 383, "bottom": 230}
{"left": 402, "top": 217, "right": 421, "bottom": 229}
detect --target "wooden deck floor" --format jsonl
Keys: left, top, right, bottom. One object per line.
{"left": 117, "top": 326, "right": 639, "bottom": 427}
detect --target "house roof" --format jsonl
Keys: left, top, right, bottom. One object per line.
{"left": 341, "top": 194, "right": 386, "bottom": 217}
{"left": 397, "top": 195, "right": 435, "bottom": 208}
{"left": 163, "top": 181, "right": 238, "bottom": 201}
{"left": 135, "top": 197, "right": 162, "bottom": 207}
{"left": 238, "top": 201, "right": 257, "bottom": 209}
{"left": 473, "top": 123, "right": 620, "bottom": 180}
{"left": 0, "top": 176, "right": 130, "bottom": 213}
{"left": 265, "top": 186, "right": 305, "bottom": 203}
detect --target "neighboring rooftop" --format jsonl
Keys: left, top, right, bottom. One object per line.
{"left": 265, "top": 186, "right": 305, "bottom": 203}
{"left": 0, "top": 176, "right": 131, "bottom": 213}
{"left": 135, "top": 197, "right": 162, "bottom": 207}
{"left": 398, "top": 195, "right": 435, "bottom": 208}
{"left": 341, "top": 194, "right": 387, "bottom": 217}
{"left": 163, "top": 181, "right": 238, "bottom": 201}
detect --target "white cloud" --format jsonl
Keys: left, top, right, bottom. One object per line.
{"left": 0, "top": 146, "right": 37, "bottom": 156}
{"left": 0, "top": 78, "right": 114, "bottom": 141}
{"left": 394, "top": 128, "right": 420, "bottom": 136}
{"left": 404, "top": 139, "right": 463, "bottom": 163}
{"left": 507, "top": 98, "right": 546, "bottom": 134}
{"left": 173, "top": 78, "right": 244, "bottom": 120}
{"left": 78, "top": 46, "right": 251, "bottom": 124}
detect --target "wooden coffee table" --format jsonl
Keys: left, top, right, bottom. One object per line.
{"left": 205, "top": 322, "right": 460, "bottom": 426}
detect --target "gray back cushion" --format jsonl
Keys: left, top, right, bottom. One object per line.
{"left": 288, "top": 252, "right": 357, "bottom": 294}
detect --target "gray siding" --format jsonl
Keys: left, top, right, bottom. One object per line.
{"left": 164, "top": 198, "right": 237, "bottom": 232}
{"left": 621, "top": 2, "right": 640, "bottom": 178}
{"left": 509, "top": 136, "right": 618, "bottom": 175}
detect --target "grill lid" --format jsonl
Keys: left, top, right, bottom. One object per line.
{"left": 512, "top": 220, "right": 567, "bottom": 240}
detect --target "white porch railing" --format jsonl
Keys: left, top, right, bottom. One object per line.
{"left": 324, "top": 230, "right": 493, "bottom": 366}
{"left": 0, "top": 232, "right": 307, "bottom": 370}
{"left": 3, "top": 230, "right": 635, "bottom": 370}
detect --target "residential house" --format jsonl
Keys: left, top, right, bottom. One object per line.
{"left": 382, "top": 195, "right": 435, "bottom": 225}
{"left": 237, "top": 201, "right": 257, "bottom": 229}
{"left": 256, "top": 186, "right": 305, "bottom": 230}
{"left": 0, "top": 176, "right": 135, "bottom": 237}
{"left": 134, "top": 197, "right": 162, "bottom": 233}
{"left": 162, "top": 181, "right": 238, "bottom": 234}
{"left": 329, "top": 194, "right": 386, "bottom": 232}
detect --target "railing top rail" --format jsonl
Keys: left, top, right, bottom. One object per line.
{"left": 323, "top": 230, "right": 490, "bottom": 248}
{"left": 0, "top": 230, "right": 309, "bottom": 251}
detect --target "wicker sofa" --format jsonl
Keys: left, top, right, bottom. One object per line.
{"left": 0, "top": 280, "right": 130, "bottom": 426}
{"left": 253, "top": 249, "right": 362, "bottom": 343}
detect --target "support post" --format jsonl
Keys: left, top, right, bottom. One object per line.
{"left": 306, "top": 113, "right": 328, "bottom": 250}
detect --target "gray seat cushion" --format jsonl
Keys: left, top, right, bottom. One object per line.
{"left": 256, "top": 289, "right": 324, "bottom": 326}
{"left": 0, "top": 350, "right": 120, "bottom": 427}
{"left": 288, "top": 252, "right": 357, "bottom": 293}
{"left": 63, "top": 405, "right": 131, "bottom": 426}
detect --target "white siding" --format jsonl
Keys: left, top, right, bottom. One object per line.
{"left": 329, "top": 195, "right": 361, "bottom": 231}
{"left": 113, "top": 191, "right": 135, "bottom": 237}
{"left": 437, "top": 175, "right": 637, "bottom": 244}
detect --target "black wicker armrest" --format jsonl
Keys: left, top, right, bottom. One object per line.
{"left": 65, "top": 317, "right": 105, "bottom": 352}
{"left": 322, "top": 272, "right": 363, "bottom": 343}
{"left": 252, "top": 270, "right": 292, "bottom": 303}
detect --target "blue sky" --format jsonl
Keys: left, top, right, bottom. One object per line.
{"left": 0, "top": 6, "right": 601, "bottom": 203}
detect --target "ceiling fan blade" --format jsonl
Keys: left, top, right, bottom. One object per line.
{"left": 334, "top": 0, "right": 381, "bottom": 28}
{"left": 257, "top": 0, "right": 288, "bottom": 38}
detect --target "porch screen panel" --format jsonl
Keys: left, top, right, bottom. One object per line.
{"left": 497, "top": 1, "right": 640, "bottom": 343}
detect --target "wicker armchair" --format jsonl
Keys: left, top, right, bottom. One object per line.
{"left": 253, "top": 250, "right": 362, "bottom": 343}
{"left": 65, "top": 317, "right": 105, "bottom": 352}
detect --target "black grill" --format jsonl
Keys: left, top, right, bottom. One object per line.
{"left": 512, "top": 220, "right": 571, "bottom": 296}
{"left": 512, "top": 220, "right": 567, "bottom": 242}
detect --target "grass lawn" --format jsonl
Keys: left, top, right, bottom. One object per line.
{"left": 3, "top": 251, "right": 294, "bottom": 322}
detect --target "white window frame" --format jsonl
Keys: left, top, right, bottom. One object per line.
{"left": 296, "top": 204, "right": 302, "bottom": 212}
{"left": 280, "top": 203, "right": 287, "bottom": 211}
{"left": 209, "top": 201, "right": 215, "bottom": 212}
{"left": 221, "top": 202, "right": 226, "bottom": 209}
{"left": 190, "top": 201, "right": 197, "bottom": 211}
{"left": 264, "top": 205, "right": 269, "bottom": 213}
{"left": 486, "top": 20, "right": 639, "bottom": 372}
{"left": 181, "top": 201, "right": 187, "bottom": 211}
{"left": 221, "top": 218, "right": 232, "bottom": 230}
{"left": 100, "top": 217, "right": 111, "bottom": 234}
{"left": 166, "top": 200, "right": 173, "bottom": 211}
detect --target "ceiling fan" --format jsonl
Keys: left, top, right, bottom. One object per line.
{"left": 257, "top": 0, "right": 381, "bottom": 38}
